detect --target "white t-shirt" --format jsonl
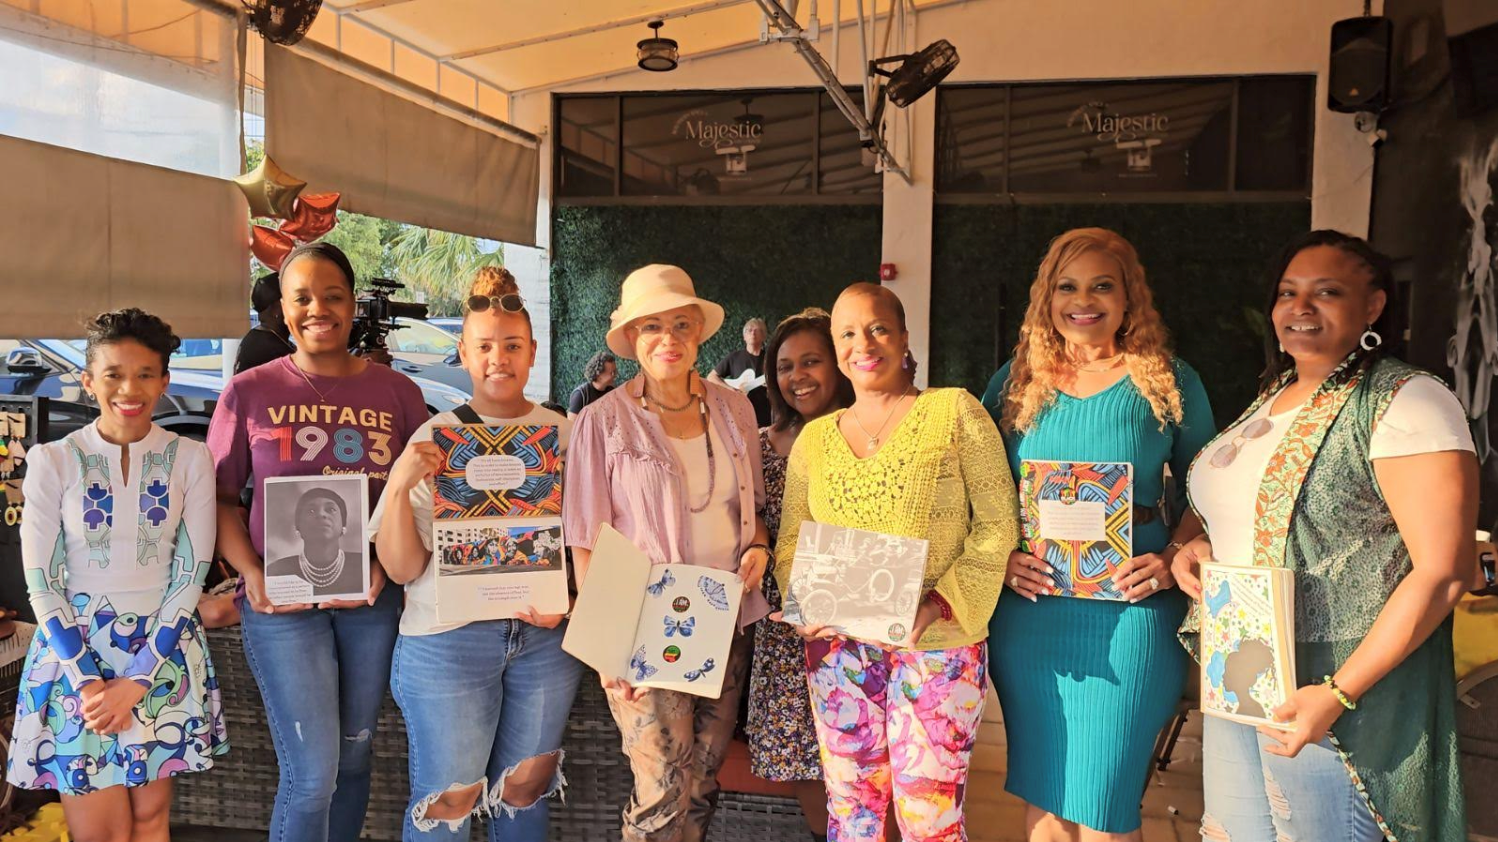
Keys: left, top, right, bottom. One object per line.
{"left": 667, "top": 422, "right": 742, "bottom": 570}
{"left": 368, "top": 404, "right": 571, "bottom": 636}
{"left": 1188, "top": 375, "right": 1474, "bottom": 566}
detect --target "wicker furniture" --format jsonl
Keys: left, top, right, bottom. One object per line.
{"left": 173, "top": 625, "right": 808, "bottom": 841}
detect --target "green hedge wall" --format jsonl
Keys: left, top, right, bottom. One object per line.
{"left": 550, "top": 204, "right": 883, "bottom": 399}
{"left": 929, "top": 202, "right": 1311, "bottom": 426}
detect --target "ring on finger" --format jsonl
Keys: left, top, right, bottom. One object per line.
{"left": 1011, "top": 575, "right": 1020, "bottom": 588}
{"left": 1149, "top": 577, "right": 1160, "bottom": 591}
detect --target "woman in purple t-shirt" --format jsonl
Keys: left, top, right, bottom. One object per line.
{"left": 207, "top": 243, "right": 427, "bottom": 842}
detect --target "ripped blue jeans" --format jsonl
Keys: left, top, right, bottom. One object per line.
{"left": 391, "top": 619, "right": 585, "bottom": 842}
{"left": 1201, "top": 715, "right": 1383, "bottom": 842}
{"left": 239, "top": 584, "right": 402, "bottom": 842}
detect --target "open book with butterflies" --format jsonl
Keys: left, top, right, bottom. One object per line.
{"left": 562, "top": 525, "right": 743, "bottom": 698}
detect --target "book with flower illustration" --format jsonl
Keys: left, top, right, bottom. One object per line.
{"left": 1018, "top": 460, "right": 1133, "bottom": 599}
{"left": 562, "top": 525, "right": 743, "bottom": 699}
{"left": 429, "top": 424, "right": 568, "bottom": 622}
{"left": 1199, "top": 562, "right": 1296, "bottom": 730}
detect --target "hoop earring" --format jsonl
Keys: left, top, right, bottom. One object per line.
{"left": 4, "top": 505, "right": 18, "bottom": 527}
{"left": 1360, "top": 325, "right": 1383, "bottom": 351}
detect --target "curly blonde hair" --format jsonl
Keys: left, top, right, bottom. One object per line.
{"left": 1001, "top": 228, "right": 1182, "bottom": 432}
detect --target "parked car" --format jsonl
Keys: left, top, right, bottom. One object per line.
{"left": 428, "top": 317, "right": 463, "bottom": 335}
{"left": 0, "top": 338, "right": 221, "bottom": 441}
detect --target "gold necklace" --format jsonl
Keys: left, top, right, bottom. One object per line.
{"left": 849, "top": 384, "right": 913, "bottom": 450}
{"left": 1071, "top": 353, "right": 1125, "bottom": 373}
{"left": 286, "top": 356, "right": 346, "bottom": 404}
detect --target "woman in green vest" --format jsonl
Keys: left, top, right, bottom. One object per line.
{"left": 1172, "top": 230, "right": 1476, "bottom": 842}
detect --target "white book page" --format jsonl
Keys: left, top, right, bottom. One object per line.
{"left": 434, "top": 517, "right": 570, "bottom": 623}
{"left": 562, "top": 525, "right": 651, "bottom": 680}
{"left": 629, "top": 566, "right": 742, "bottom": 699}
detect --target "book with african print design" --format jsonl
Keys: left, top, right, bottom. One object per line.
{"left": 1199, "top": 562, "right": 1296, "bottom": 730}
{"left": 1019, "top": 460, "right": 1133, "bottom": 600}
{"left": 430, "top": 425, "right": 568, "bottom": 622}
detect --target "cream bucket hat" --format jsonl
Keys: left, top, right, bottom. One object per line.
{"left": 605, "top": 264, "right": 725, "bottom": 360}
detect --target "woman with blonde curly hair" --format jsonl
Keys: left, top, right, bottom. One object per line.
{"left": 979, "top": 228, "right": 1216, "bottom": 841}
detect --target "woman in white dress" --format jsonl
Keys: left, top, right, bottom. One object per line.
{"left": 7, "top": 309, "right": 228, "bottom": 841}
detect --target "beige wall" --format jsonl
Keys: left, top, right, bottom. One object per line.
{"left": 513, "top": 0, "right": 1381, "bottom": 383}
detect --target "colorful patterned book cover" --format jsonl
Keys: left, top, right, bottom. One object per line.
{"left": 431, "top": 425, "right": 562, "bottom": 519}
{"left": 1018, "top": 460, "right": 1133, "bottom": 600}
{"left": 1199, "top": 563, "right": 1296, "bottom": 730}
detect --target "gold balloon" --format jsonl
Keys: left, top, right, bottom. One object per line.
{"left": 234, "top": 155, "right": 306, "bottom": 219}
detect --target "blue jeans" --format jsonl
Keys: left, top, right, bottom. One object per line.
{"left": 1201, "top": 715, "right": 1383, "bottom": 842}
{"left": 239, "top": 585, "right": 402, "bottom": 842}
{"left": 391, "top": 620, "right": 585, "bottom": 842}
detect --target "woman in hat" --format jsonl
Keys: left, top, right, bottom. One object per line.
{"left": 563, "top": 264, "right": 772, "bottom": 842}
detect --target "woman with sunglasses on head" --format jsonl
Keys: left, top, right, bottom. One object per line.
{"left": 1171, "top": 231, "right": 1474, "bottom": 842}
{"left": 563, "top": 264, "right": 772, "bottom": 842}
{"left": 774, "top": 283, "right": 1016, "bottom": 842}
{"left": 207, "top": 242, "right": 429, "bottom": 842}
{"left": 981, "top": 228, "right": 1215, "bottom": 842}
{"left": 745, "top": 308, "right": 853, "bottom": 842}
{"left": 370, "top": 268, "right": 584, "bottom": 841}
{"left": 8, "top": 308, "right": 228, "bottom": 842}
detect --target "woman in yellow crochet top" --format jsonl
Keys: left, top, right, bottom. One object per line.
{"left": 774, "top": 282, "right": 1017, "bottom": 842}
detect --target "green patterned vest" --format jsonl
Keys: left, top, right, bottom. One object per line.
{"left": 1189, "top": 354, "right": 1465, "bottom": 842}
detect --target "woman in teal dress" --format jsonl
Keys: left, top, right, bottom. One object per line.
{"left": 981, "top": 228, "right": 1216, "bottom": 840}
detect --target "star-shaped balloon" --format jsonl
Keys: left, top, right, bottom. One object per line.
{"left": 279, "top": 192, "right": 340, "bottom": 241}
{"left": 250, "top": 225, "right": 297, "bottom": 270}
{"left": 234, "top": 155, "right": 306, "bottom": 219}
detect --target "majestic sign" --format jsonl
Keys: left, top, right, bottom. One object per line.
{"left": 672, "top": 108, "right": 764, "bottom": 175}
{"left": 1068, "top": 101, "right": 1170, "bottom": 173}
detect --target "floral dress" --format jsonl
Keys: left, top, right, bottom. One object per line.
{"left": 745, "top": 428, "right": 822, "bottom": 781}
{"left": 8, "top": 424, "right": 228, "bottom": 794}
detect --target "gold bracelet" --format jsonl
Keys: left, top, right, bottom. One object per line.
{"left": 1322, "top": 675, "right": 1357, "bottom": 710}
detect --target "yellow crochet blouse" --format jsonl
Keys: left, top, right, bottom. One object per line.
{"left": 773, "top": 388, "right": 1018, "bottom": 650}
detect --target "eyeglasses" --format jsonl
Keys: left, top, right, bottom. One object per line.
{"left": 466, "top": 293, "right": 525, "bottom": 314}
{"left": 1208, "top": 417, "right": 1274, "bottom": 468}
{"left": 635, "top": 319, "right": 701, "bottom": 339}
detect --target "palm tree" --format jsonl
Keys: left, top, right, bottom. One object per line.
{"left": 387, "top": 227, "right": 505, "bottom": 316}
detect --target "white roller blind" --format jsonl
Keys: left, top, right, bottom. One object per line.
{"left": 265, "top": 45, "right": 539, "bottom": 245}
{"left": 0, "top": 134, "right": 250, "bottom": 339}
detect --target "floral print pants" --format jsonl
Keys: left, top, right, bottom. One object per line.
{"left": 805, "top": 638, "right": 987, "bottom": 842}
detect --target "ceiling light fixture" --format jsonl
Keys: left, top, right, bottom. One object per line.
{"left": 637, "top": 20, "right": 679, "bottom": 72}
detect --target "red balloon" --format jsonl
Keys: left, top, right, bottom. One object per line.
{"left": 250, "top": 225, "right": 296, "bottom": 269}
{"left": 280, "top": 192, "right": 341, "bottom": 241}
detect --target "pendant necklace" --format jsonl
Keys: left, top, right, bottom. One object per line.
{"left": 849, "top": 384, "right": 914, "bottom": 451}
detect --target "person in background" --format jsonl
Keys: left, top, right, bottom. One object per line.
{"left": 564, "top": 264, "right": 771, "bottom": 842}
{"left": 710, "top": 317, "right": 772, "bottom": 427}
{"left": 235, "top": 272, "right": 295, "bottom": 374}
{"left": 209, "top": 242, "right": 429, "bottom": 842}
{"left": 567, "top": 351, "right": 617, "bottom": 417}
{"left": 983, "top": 228, "right": 1215, "bottom": 842}
{"left": 1173, "top": 231, "right": 1474, "bottom": 842}
{"left": 775, "top": 283, "right": 1016, "bottom": 842}
{"left": 8, "top": 308, "right": 228, "bottom": 840}
{"left": 372, "top": 266, "right": 584, "bottom": 841}
{"left": 745, "top": 308, "right": 853, "bottom": 842}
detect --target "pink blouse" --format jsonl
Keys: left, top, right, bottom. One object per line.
{"left": 563, "top": 377, "right": 771, "bottom": 625}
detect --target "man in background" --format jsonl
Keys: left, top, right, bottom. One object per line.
{"left": 234, "top": 273, "right": 295, "bottom": 374}
{"left": 709, "top": 317, "right": 770, "bottom": 427}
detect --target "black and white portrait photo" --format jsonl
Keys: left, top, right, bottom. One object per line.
{"left": 262, "top": 475, "right": 371, "bottom": 604}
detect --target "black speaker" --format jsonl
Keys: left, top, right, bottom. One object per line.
{"left": 1328, "top": 16, "right": 1393, "bottom": 113}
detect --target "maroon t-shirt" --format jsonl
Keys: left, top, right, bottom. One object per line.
{"left": 207, "top": 356, "right": 429, "bottom": 557}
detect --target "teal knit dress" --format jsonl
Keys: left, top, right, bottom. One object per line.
{"left": 981, "top": 359, "right": 1215, "bottom": 834}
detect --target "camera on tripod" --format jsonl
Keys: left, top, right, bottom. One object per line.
{"left": 349, "top": 279, "right": 429, "bottom": 354}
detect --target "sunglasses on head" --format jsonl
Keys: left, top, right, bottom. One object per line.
{"left": 466, "top": 293, "right": 526, "bottom": 314}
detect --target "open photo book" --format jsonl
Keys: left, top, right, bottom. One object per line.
{"left": 430, "top": 423, "right": 569, "bottom": 623}
{"left": 781, "top": 522, "right": 928, "bottom": 646}
{"left": 563, "top": 525, "right": 743, "bottom": 699}
{"left": 1199, "top": 562, "right": 1297, "bottom": 730}
{"left": 1019, "top": 460, "right": 1133, "bottom": 600}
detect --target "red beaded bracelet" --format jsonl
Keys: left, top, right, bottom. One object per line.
{"left": 927, "top": 591, "right": 954, "bottom": 622}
